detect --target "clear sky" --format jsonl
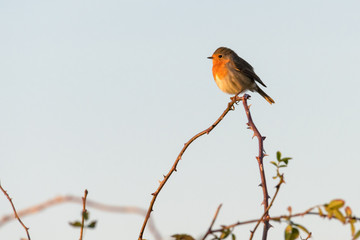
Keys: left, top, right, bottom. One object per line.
{"left": 1, "top": 1, "right": 360, "bottom": 239}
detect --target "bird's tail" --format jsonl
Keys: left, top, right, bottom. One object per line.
{"left": 256, "top": 86, "right": 275, "bottom": 104}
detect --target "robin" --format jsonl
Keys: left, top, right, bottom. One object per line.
{"left": 208, "top": 47, "right": 275, "bottom": 104}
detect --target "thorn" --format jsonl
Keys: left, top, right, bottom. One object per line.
{"left": 262, "top": 136, "right": 266, "bottom": 140}
{"left": 248, "top": 104, "right": 252, "bottom": 109}
{"left": 252, "top": 134, "right": 255, "bottom": 139}
{"left": 268, "top": 223, "right": 274, "bottom": 228}
{"left": 151, "top": 192, "right": 155, "bottom": 196}
{"left": 174, "top": 168, "right": 177, "bottom": 172}
{"left": 246, "top": 123, "right": 250, "bottom": 126}
{"left": 158, "top": 180, "right": 161, "bottom": 184}
{"left": 264, "top": 153, "right": 269, "bottom": 157}
{"left": 258, "top": 183, "right": 263, "bottom": 187}
{"left": 163, "top": 175, "right": 166, "bottom": 178}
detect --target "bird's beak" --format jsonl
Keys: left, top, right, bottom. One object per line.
{"left": 207, "top": 56, "right": 213, "bottom": 59}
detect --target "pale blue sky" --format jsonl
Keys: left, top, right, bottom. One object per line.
{"left": 1, "top": 1, "right": 360, "bottom": 239}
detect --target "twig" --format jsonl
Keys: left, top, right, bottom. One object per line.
{"left": 138, "top": 96, "right": 242, "bottom": 240}
{"left": 210, "top": 206, "right": 360, "bottom": 234}
{"left": 79, "top": 189, "right": 88, "bottom": 240}
{"left": 302, "top": 232, "right": 312, "bottom": 240}
{"left": 0, "top": 195, "right": 162, "bottom": 240}
{"left": 249, "top": 176, "right": 284, "bottom": 239}
{"left": 204, "top": 175, "right": 283, "bottom": 237}
{"left": 0, "top": 184, "right": 31, "bottom": 240}
{"left": 241, "top": 94, "right": 270, "bottom": 240}
{"left": 202, "top": 204, "right": 223, "bottom": 240}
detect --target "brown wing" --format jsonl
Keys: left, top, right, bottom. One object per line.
{"left": 230, "top": 54, "right": 267, "bottom": 88}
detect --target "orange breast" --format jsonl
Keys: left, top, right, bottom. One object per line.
{"left": 212, "top": 59, "right": 230, "bottom": 80}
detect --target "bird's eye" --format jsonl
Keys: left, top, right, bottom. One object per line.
{"left": 218, "top": 55, "right": 223, "bottom": 58}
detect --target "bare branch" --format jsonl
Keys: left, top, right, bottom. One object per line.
{"left": 0, "top": 184, "right": 31, "bottom": 240}
{"left": 249, "top": 175, "right": 284, "bottom": 239}
{"left": 241, "top": 94, "right": 270, "bottom": 240}
{"left": 302, "top": 232, "right": 312, "bottom": 240}
{"left": 202, "top": 204, "right": 223, "bottom": 240}
{"left": 211, "top": 208, "right": 360, "bottom": 234}
{"left": 138, "top": 96, "right": 242, "bottom": 240}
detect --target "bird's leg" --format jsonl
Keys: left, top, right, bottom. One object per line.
{"left": 230, "top": 95, "right": 242, "bottom": 102}
{"left": 230, "top": 91, "right": 244, "bottom": 102}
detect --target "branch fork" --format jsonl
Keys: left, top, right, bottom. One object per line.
{"left": 138, "top": 94, "right": 271, "bottom": 240}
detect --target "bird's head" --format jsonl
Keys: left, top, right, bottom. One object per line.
{"left": 207, "top": 47, "right": 234, "bottom": 64}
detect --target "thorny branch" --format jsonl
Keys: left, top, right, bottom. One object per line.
{"left": 0, "top": 184, "right": 31, "bottom": 240}
{"left": 210, "top": 208, "right": 360, "bottom": 234}
{"left": 249, "top": 175, "right": 283, "bottom": 239}
{"left": 240, "top": 94, "right": 270, "bottom": 240}
{"left": 138, "top": 96, "right": 242, "bottom": 240}
{"left": 201, "top": 173, "right": 284, "bottom": 240}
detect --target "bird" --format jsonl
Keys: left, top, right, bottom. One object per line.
{"left": 208, "top": 47, "right": 275, "bottom": 104}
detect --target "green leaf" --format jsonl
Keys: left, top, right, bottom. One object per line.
{"left": 171, "top": 234, "right": 195, "bottom": 240}
{"left": 82, "top": 211, "right": 89, "bottom": 220}
{"left": 333, "top": 209, "right": 346, "bottom": 224}
{"left": 292, "top": 223, "right": 310, "bottom": 234}
{"left": 350, "top": 221, "right": 355, "bottom": 236}
{"left": 292, "top": 228, "right": 299, "bottom": 239}
{"left": 324, "top": 204, "right": 334, "bottom": 218}
{"left": 278, "top": 165, "right": 287, "bottom": 168}
{"left": 69, "top": 221, "right": 82, "bottom": 227}
{"left": 354, "top": 230, "right": 360, "bottom": 240}
{"left": 285, "top": 225, "right": 299, "bottom": 240}
{"left": 280, "top": 157, "right": 292, "bottom": 164}
{"left": 285, "top": 225, "right": 292, "bottom": 240}
{"left": 231, "top": 234, "right": 236, "bottom": 240}
{"left": 220, "top": 229, "right": 231, "bottom": 239}
{"left": 327, "top": 199, "right": 345, "bottom": 210}
{"left": 276, "top": 151, "right": 281, "bottom": 161}
{"left": 87, "top": 220, "right": 97, "bottom": 229}
{"left": 270, "top": 161, "right": 278, "bottom": 167}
